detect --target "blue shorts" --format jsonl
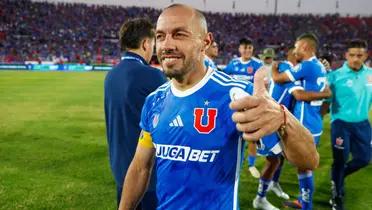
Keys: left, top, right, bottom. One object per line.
{"left": 257, "top": 132, "right": 282, "bottom": 157}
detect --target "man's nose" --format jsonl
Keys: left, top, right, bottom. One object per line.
{"left": 159, "top": 34, "right": 176, "bottom": 50}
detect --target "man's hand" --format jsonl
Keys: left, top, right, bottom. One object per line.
{"left": 271, "top": 61, "right": 290, "bottom": 83}
{"left": 322, "top": 85, "right": 332, "bottom": 98}
{"left": 230, "top": 68, "right": 284, "bottom": 141}
{"left": 320, "top": 58, "right": 331, "bottom": 71}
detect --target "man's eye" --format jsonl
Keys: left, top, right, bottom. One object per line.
{"left": 156, "top": 34, "right": 165, "bottom": 40}
{"left": 175, "top": 33, "right": 186, "bottom": 38}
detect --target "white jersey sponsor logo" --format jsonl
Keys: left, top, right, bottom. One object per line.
{"left": 154, "top": 144, "right": 220, "bottom": 163}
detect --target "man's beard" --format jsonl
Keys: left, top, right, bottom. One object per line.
{"left": 165, "top": 69, "right": 186, "bottom": 83}
{"left": 163, "top": 58, "right": 197, "bottom": 83}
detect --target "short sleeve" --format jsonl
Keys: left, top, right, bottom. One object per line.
{"left": 138, "top": 130, "right": 154, "bottom": 148}
{"left": 287, "top": 80, "right": 303, "bottom": 94}
{"left": 326, "top": 71, "right": 334, "bottom": 86}
{"left": 139, "top": 95, "right": 153, "bottom": 132}
{"left": 256, "top": 61, "right": 263, "bottom": 70}
{"left": 285, "top": 63, "right": 307, "bottom": 82}
{"left": 278, "top": 62, "right": 291, "bottom": 73}
{"left": 324, "top": 72, "right": 335, "bottom": 103}
{"left": 223, "top": 61, "right": 234, "bottom": 75}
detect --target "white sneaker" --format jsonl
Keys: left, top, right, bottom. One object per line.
{"left": 253, "top": 196, "right": 280, "bottom": 210}
{"left": 268, "top": 182, "right": 290, "bottom": 200}
{"left": 248, "top": 166, "right": 260, "bottom": 178}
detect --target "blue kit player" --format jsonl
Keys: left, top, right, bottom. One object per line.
{"left": 223, "top": 38, "right": 263, "bottom": 83}
{"left": 272, "top": 33, "right": 332, "bottom": 210}
{"left": 223, "top": 38, "right": 263, "bottom": 178}
{"left": 204, "top": 40, "right": 219, "bottom": 70}
{"left": 253, "top": 47, "right": 298, "bottom": 210}
{"left": 119, "top": 5, "right": 319, "bottom": 210}
{"left": 254, "top": 47, "right": 331, "bottom": 210}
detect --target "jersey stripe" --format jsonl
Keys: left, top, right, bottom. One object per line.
{"left": 300, "top": 101, "right": 305, "bottom": 124}
{"left": 211, "top": 76, "right": 247, "bottom": 89}
{"left": 148, "top": 82, "right": 170, "bottom": 97}
{"left": 285, "top": 70, "right": 296, "bottom": 82}
{"left": 277, "top": 88, "right": 288, "bottom": 104}
{"left": 214, "top": 71, "right": 250, "bottom": 86}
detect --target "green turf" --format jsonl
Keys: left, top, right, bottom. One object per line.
{"left": 0, "top": 71, "right": 371, "bottom": 210}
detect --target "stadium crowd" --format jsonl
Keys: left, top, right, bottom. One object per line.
{"left": 1, "top": 0, "right": 371, "bottom": 66}
{"left": 1, "top": 1, "right": 370, "bottom": 210}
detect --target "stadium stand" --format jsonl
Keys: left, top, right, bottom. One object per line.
{"left": 0, "top": 0, "right": 371, "bottom": 66}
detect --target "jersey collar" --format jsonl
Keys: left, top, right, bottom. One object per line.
{"left": 306, "top": 56, "right": 317, "bottom": 62}
{"left": 284, "top": 60, "right": 294, "bottom": 67}
{"left": 205, "top": 55, "right": 213, "bottom": 62}
{"left": 171, "top": 67, "right": 214, "bottom": 97}
{"left": 343, "top": 62, "right": 367, "bottom": 73}
{"left": 239, "top": 57, "right": 251, "bottom": 64}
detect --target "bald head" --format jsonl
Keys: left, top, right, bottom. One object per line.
{"left": 160, "top": 4, "right": 208, "bottom": 37}
{"left": 155, "top": 3, "right": 212, "bottom": 84}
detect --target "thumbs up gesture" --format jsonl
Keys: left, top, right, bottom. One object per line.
{"left": 229, "top": 67, "right": 284, "bottom": 141}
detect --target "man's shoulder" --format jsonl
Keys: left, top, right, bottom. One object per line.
{"left": 301, "top": 60, "right": 315, "bottom": 67}
{"left": 364, "top": 65, "right": 372, "bottom": 72}
{"left": 147, "top": 82, "right": 171, "bottom": 99}
{"left": 302, "top": 60, "right": 324, "bottom": 72}
{"left": 210, "top": 70, "right": 253, "bottom": 94}
{"left": 278, "top": 61, "right": 292, "bottom": 72}
{"left": 329, "top": 67, "right": 343, "bottom": 76}
{"left": 229, "top": 58, "right": 240, "bottom": 65}
{"left": 251, "top": 57, "right": 263, "bottom": 65}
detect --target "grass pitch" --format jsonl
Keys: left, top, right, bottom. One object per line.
{"left": 0, "top": 71, "right": 371, "bottom": 210}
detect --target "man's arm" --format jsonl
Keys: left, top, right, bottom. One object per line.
{"left": 230, "top": 97, "right": 318, "bottom": 171}
{"left": 321, "top": 102, "right": 331, "bottom": 117}
{"left": 291, "top": 86, "right": 332, "bottom": 102}
{"left": 279, "top": 107, "right": 319, "bottom": 170}
{"left": 223, "top": 61, "right": 233, "bottom": 74}
{"left": 230, "top": 68, "right": 319, "bottom": 171}
{"left": 119, "top": 141, "right": 155, "bottom": 210}
{"left": 272, "top": 62, "right": 291, "bottom": 84}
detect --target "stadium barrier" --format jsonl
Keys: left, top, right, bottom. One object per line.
{"left": 0, "top": 63, "right": 114, "bottom": 71}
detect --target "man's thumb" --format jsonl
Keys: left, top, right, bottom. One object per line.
{"left": 253, "top": 67, "right": 269, "bottom": 96}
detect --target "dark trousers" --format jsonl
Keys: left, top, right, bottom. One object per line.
{"left": 331, "top": 119, "right": 371, "bottom": 197}
{"left": 117, "top": 185, "right": 158, "bottom": 210}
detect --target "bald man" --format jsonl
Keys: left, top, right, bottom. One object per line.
{"left": 119, "top": 4, "right": 318, "bottom": 210}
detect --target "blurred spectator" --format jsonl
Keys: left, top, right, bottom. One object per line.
{"left": 0, "top": 0, "right": 371, "bottom": 65}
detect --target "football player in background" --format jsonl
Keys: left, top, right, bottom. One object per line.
{"left": 223, "top": 38, "right": 264, "bottom": 178}
{"left": 204, "top": 40, "right": 219, "bottom": 70}
{"left": 272, "top": 33, "right": 331, "bottom": 210}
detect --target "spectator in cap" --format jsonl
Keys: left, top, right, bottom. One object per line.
{"left": 259, "top": 48, "right": 276, "bottom": 82}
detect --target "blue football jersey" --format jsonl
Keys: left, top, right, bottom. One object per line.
{"left": 223, "top": 57, "right": 263, "bottom": 83}
{"left": 286, "top": 57, "right": 327, "bottom": 137}
{"left": 140, "top": 69, "right": 253, "bottom": 210}
{"left": 260, "top": 61, "right": 297, "bottom": 156}
{"left": 204, "top": 56, "right": 218, "bottom": 71}
{"left": 268, "top": 61, "right": 296, "bottom": 109}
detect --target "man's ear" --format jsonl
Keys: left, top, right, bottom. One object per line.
{"left": 344, "top": 52, "right": 348, "bottom": 60}
{"left": 142, "top": 38, "right": 149, "bottom": 51}
{"left": 362, "top": 51, "right": 368, "bottom": 62}
{"left": 203, "top": 32, "right": 213, "bottom": 52}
